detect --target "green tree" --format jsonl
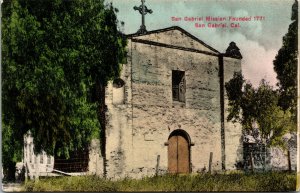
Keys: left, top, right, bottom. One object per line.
{"left": 273, "top": 0, "right": 298, "bottom": 121}
{"left": 225, "top": 73, "right": 296, "bottom": 147}
{"left": 2, "top": 123, "right": 23, "bottom": 181}
{"left": 254, "top": 81, "right": 295, "bottom": 148}
{"left": 2, "top": 0, "right": 126, "bottom": 180}
{"left": 225, "top": 72, "right": 255, "bottom": 132}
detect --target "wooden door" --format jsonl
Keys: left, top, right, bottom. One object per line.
{"left": 168, "top": 135, "right": 178, "bottom": 174}
{"left": 168, "top": 135, "right": 190, "bottom": 173}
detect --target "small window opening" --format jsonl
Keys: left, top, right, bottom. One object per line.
{"left": 172, "top": 70, "right": 185, "bottom": 102}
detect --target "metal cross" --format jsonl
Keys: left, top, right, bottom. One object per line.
{"left": 134, "top": 0, "right": 153, "bottom": 34}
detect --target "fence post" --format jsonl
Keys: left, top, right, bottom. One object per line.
{"left": 155, "top": 155, "right": 160, "bottom": 176}
{"left": 287, "top": 149, "right": 292, "bottom": 172}
{"left": 25, "top": 163, "right": 28, "bottom": 182}
{"left": 35, "top": 155, "right": 39, "bottom": 181}
{"left": 208, "top": 152, "right": 213, "bottom": 174}
{"left": 263, "top": 146, "right": 266, "bottom": 171}
{"left": 250, "top": 152, "right": 254, "bottom": 172}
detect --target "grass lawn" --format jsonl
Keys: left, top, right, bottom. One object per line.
{"left": 23, "top": 171, "right": 298, "bottom": 192}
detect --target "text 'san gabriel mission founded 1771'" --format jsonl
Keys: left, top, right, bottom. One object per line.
{"left": 171, "top": 16, "right": 266, "bottom": 28}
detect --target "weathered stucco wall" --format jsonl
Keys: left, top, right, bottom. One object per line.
{"left": 129, "top": 40, "right": 222, "bottom": 176}
{"left": 88, "top": 139, "right": 103, "bottom": 176}
{"left": 105, "top": 38, "right": 223, "bottom": 178}
{"left": 104, "top": 29, "right": 243, "bottom": 179}
{"left": 23, "top": 132, "right": 55, "bottom": 179}
{"left": 105, "top": 59, "right": 133, "bottom": 179}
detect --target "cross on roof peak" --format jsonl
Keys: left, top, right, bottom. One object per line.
{"left": 133, "top": 0, "right": 153, "bottom": 34}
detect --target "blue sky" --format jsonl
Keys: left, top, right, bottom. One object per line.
{"left": 108, "top": 0, "right": 294, "bottom": 87}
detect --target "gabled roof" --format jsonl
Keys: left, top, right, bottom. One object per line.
{"left": 127, "top": 26, "right": 220, "bottom": 55}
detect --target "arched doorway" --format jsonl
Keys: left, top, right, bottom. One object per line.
{"left": 168, "top": 129, "right": 191, "bottom": 174}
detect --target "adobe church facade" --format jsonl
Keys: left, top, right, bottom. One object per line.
{"left": 90, "top": 26, "right": 244, "bottom": 179}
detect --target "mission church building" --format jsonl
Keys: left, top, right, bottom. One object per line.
{"left": 22, "top": 0, "right": 244, "bottom": 179}
{"left": 101, "top": 28, "right": 243, "bottom": 178}
{"left": 92, "top": 0, "right": 244, "bottom": 179}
